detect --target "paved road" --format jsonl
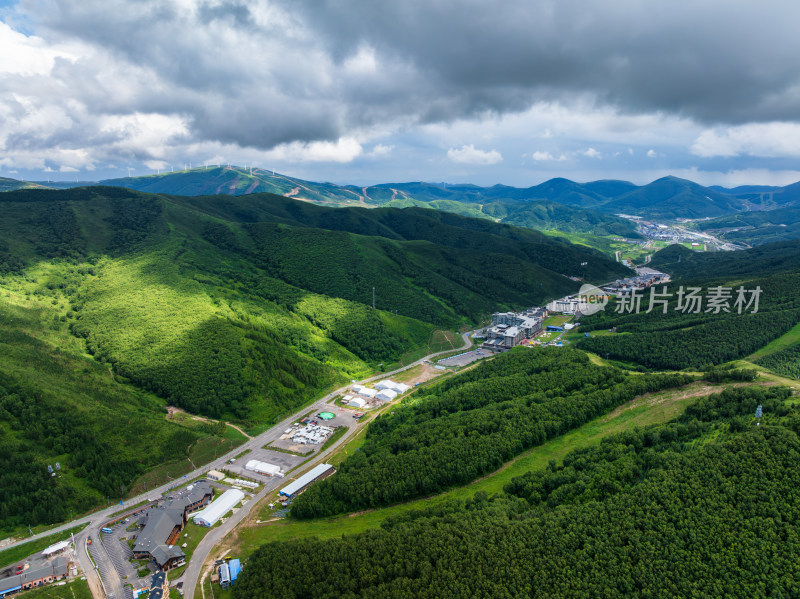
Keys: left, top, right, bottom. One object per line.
{"left": 181, "top": 329, "right": 474, "bottom": 599}
{"left": 4, "top": 330, "right": 474, "bottom": 599}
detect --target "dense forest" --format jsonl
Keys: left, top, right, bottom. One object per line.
{"left": 579, "top": 271, "right": 800, "bottom": 370}
{"left": 291, "top": 349, "right": 691, "bottom": 518}
{"left": 236, "top": 386, "right": 800, "bottom": 598}
{"left": 755, "top": 343, "right": 800, "bottom": 379}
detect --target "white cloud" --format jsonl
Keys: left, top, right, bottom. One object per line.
{"left": 646, "top": 149, "right": 657, "bottom": 158}
{"left": 582, "top": 147, "right": 601, "bottom": 158}
{"left": 531, "top": 150, "right": 554, "bottom": 161}
{"left": 0, "top": 21, "right": 78, "bottom": 76}
{"left": 447, "top": 144, "right": 503, "bottom": 165}
{"left": 367, "top": 144, "right": 394, "bottom": 157}
{"left": 264, "top": 137, "right": 363, "bottom": 163}
{"left": 691, "top": 122, "right": 800, "bottom": 158}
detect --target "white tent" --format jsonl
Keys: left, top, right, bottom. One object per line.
{"left": 376, "top": 379, "right": 410, "bottom": 394}
{"left": 193, "top": 489, "right": 245, "bottom": 527}
{"left": 376, "top": 389, "right": 398, "bottom": 401}
{"left": 352, "top": 384, "right": 367, "bottom": 394}
{"left": 389, "top": 382, "right": 410, "bottom": 393}
{"left": 245, "top": 459, "right": 281, "bottom": 476}
{"left": 348, "top": 397, "right": 366, "bottom": 408}
{"left": 359, "top": 388, "right": 377, "bottom": 398}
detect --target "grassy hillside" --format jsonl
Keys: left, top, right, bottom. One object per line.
{"left": 0, "top": 177, "right": 47, "bottom": 192}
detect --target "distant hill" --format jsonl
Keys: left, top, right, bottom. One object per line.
{"left": 0, "top": 176, "right": 47, "bottom": 192}
{"left": 694, "top": 204, "right": 800, "bottom": 246}
{"left": 6, "top": 168, "right": 800, "bottom": 228}
{"left": 602, "top": 176, "right": 745, "bottom": 219}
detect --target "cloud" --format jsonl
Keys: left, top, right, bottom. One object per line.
{"left": 367, "top": 143, "right": 393, "bottom": 157}
{"left": 691, "top": 122, "right": 800, "bottom": 158}
{"left": 582, "top": 147, "right": 601, "bottom": 159}
{"left": 531, "top": 150, "right": 554, "bottom": 161}
{"left": 447, "top": 144, "right": 503, "bottom": 165}
{"left": 264, "top": 137, "right": 363, "bottom": 163}
{"left": 1, "top": 1, "right": 800, "bottom": 184}
{"left": 646, "top": 149, "right": 657, "bottom": 158}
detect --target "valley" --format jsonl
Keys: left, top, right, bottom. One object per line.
{"left": 2, "top": 183, "right": 800, "bottom": 599}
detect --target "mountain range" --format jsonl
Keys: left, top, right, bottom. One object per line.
{"left": 6, "top": 168, "right": 800, "bottom": 246}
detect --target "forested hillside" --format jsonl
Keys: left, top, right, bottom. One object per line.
{"left": 236, "top": 386, "right": 800, "bottom": 598}
{"left": 649, "top": 239, "right": 800, "bottom": 279}
{"left": 0, "top": 290, "right": 243, "bottom": 531}
{"left": 694, "top": 204, "right": 800, "bottom": 246}
{"left": 291, "top": 349, "right": 690, "bottom": 518}
{"left": 0, "top": 186, "right": 623, "bottom": 531}
{"left": 579, "top": 270, "right": 800, "bottom": 370}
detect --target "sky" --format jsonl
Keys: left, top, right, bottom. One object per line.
{"left": 2, "top": 0, "right": 800, "bottom": 187}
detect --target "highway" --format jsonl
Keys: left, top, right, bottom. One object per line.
{"left": 4, "top": 330, "right": 474, "bottom": 599}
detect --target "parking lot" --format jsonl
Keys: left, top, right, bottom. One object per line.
{"left": 437, "top": 349, "right": 488, "bottom": 367}
{"left": 101, "top": 516, "right": 156, "bottom": 592}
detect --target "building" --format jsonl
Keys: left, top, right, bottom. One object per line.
{"left": 207, "top": 470, "right": 225, "bottom": 481}
{"left": 244, "top": 460, "right": 281, "bottom": 477}
{"left": 193, "top": 489, "right": 245, "bottom": 527}
{"left": 482, "top": 311, "right": 543, "bottom": 350}
{"left": 219, "top": 562, "right": 231, "bottom": 589}
{"left": 375, "top": 389, "right": 398, "bottom": 402}
{"left": 280, "top": 463, "right": 336, "bottom": 498}
{"left": 546, "top": 298, "right": 580, "bottom": 314}
{"left": 133, "top": 482, "right": 212, "bottom": 570}
{"left": 348, "top": 397, "right": 366, "bottom": 409}
{"left": 0, "top": 557, "right": 68, "bottom": 597}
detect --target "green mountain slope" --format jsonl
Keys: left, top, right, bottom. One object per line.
{"left": 0, "top": 187, "right": 626, "bottom": 530}
{"left": 236, "top": 384, "right": 800, "bottom": 598}
{"left": 577, "top": 241, "right": 800, "bottom": 371}
{"left": 649, "top": 239, "right": 800, "bottom": 279}
{"left": 602, "top": 176, "right": 745, "bottom": 218}
{"left": 694, "top": 204, "right": 800, "bottom": 246}
{"left": 0, "top": 176, "right": 46, "bottom": 192}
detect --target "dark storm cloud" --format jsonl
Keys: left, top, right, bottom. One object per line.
{"left": 8, "top": 0, "right": 800, "bottom": 156}
{"left": 290, "top": 0, "right": 800, "bottom": 124}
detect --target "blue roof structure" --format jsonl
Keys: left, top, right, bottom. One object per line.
{"left": 228, "top": 558, "right": 241, "bottom": 581}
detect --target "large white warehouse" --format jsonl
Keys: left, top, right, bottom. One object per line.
{"left": 192, "top": 489, "right": 245, "bottom": 527}
{"left": 280, "top": 464, "right": 336, "bottom": 498}
{"left": 245, "top": 459, "right": 282, "bottom": 477}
